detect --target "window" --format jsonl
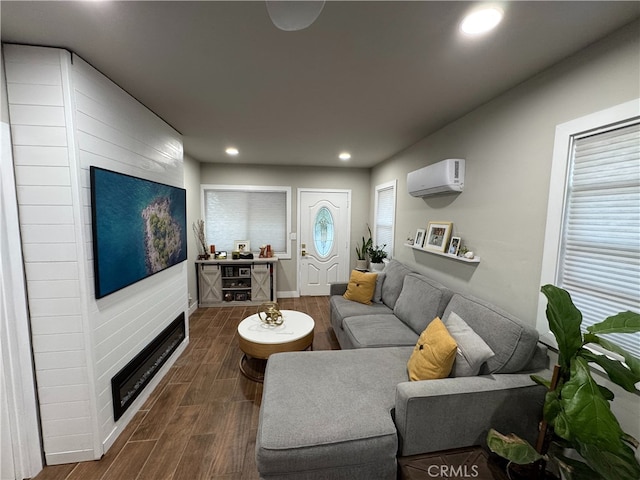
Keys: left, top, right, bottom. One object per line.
{"left": 313, "top": 206, "right": 334, "bottom": 258}
{"left": 539, "top": 99, "right": 639, "bottom": 356}
{"left": 374, "top": 180, "right": 397, "bottom": 257}
{"left": 202, "top": 185, "right": 291, "bottom": 259}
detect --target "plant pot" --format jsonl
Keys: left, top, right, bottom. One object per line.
{"left": 370, "top": 262, "right": 385, "bottom": 272}
{"left": 355, "top": 259, "right": 368, "bottom": 270}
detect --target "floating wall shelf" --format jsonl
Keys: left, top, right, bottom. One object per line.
{"left": 404, "top": 243, "right": 481, "bottom": 264}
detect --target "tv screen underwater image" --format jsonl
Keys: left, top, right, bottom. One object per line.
{"left": 90, "top": 167, "right": 187, "bottom": 299}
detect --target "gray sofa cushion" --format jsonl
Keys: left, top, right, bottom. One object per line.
{"left": 343, "top": 314, "right": 420, "bottom": 348}
{"left": 393, "top": 274, "right": 453, "bottom": 334}
{"left": 330, "top": 295, "right": 393, "bottom": 330}
{"left": 256, "top": 348, "right": 413, "bottom": 480}
{"left": 380, "top": 259, "right": 413, "bottom": 309}
{"left": 445, "top": 311, "right": 495, "bottom": 377}
{"left": 442, "top": 294, "right": 539, "bottom": 374}
{"left": 373, "top": 272, "right": 386, "bottom": 303}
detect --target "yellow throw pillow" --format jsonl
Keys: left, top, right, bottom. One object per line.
{"left": 407, "top": 317, "right": 458, "bottom": 381}
{"left": 343, "top": 270, "right": 378, "bottom": 305}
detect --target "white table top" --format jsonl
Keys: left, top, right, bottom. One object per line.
{"left": 237, "top": 310, "right": 315, "bottom": 345}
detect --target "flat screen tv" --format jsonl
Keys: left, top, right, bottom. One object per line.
{"left": 90, "top": 166, "right": 187, "bottom": 299}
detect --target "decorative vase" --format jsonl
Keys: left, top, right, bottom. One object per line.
{"left": 370, "top": 262, "right": 385, "bottom": 272}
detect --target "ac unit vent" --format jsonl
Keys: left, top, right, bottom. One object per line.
{"left": 407, "top": 159, "right": 465, "bottom": 197}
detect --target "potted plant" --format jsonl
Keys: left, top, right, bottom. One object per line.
{"left": 355, "top": 227, "right": 373, "bottom": 270}
{"left": 368, "top": 244, "right": 387, "bottom": 272}
{"left": 192, "top": 219, "right": 209, "bottom": 259}
{"left": 487, "top": 284, "right": 640, "bottom": 480}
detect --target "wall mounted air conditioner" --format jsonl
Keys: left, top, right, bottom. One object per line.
{"left": 407, "top": 158, "right": 465, "bottom": 197}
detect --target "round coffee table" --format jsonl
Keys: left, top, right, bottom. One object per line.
{"left": 237, "top": 310, "right": 315, "bottom": 382}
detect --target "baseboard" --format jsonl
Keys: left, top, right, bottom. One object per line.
{"left": 188, "top": 301, "right": 198, "bottom": 316}
{"left": 45, "top": 448, "right": 96, "bottom": 465}
{"left": 277, "top": 291, "right": 299, "bottom": 299}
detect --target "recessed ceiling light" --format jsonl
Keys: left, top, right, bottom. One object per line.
{"left": 460, "top": 7, "right": 503, "bottom": 36}
{"left": 225, "top": 147, "right": 239, "bottom": 156}
{"left": 339, "top": 152, "right": 351, "bottom": 161}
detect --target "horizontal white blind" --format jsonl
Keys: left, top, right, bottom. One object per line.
{"left": 375, "top": 184, "right": 395, "bottom": 256}
{"left": 559, "top": 122, "right": 640, "bottom": 356}
{"left": 204, "top": 189, "right": 287, "bottom": 253}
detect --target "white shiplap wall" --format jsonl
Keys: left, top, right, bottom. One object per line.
{"left": 4, "top": 44, "right": 188, "bottom": 464}
{"left": 71, "top": 55, "right": 188, "bottom": 453}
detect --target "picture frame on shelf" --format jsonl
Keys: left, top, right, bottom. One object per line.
{"left": 415, "top": 228, "right": 426, "bottom": 248}
{"left": 424, "top": 222, "right": 453, "bottom": 253}
{"left": 215, "top": 250, "right": 227, "bottom": 259}
{"left": 448, "top": 236, "right": 461, "bottom": 256}
{"left": 239, "top": 267, "right": 251, "bottom": 277}
{"left": 234, "top": 240, "right": 250, "bottom": 253}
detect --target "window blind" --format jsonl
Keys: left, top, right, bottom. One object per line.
{"left": 203, "top": 189, "right": 287, "bottom": 254}
{"left": 558, "top": 122, "right": 640, "bottom": 356}
{"left": 375, "top": 183, "right": 396, "bottom": 256}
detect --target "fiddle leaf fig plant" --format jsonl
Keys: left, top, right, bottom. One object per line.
{"left": 487, "top": 284, "right": 640, "bottom": 480}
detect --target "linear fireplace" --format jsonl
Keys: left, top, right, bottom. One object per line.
{"left": 111, "top": 312, "right": 186, "bottom": 420}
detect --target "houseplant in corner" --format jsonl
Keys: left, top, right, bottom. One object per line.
{"left": 368, "top": 244, "right": 388, "bottom": 272}
{"left": 355, "top": 227, "right": 372, "bottom": 270}
{"left": 487, "top": 284, "right": 640, "bottom": 480}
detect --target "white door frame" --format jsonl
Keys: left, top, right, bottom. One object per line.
{"left": 297, "top": 188, "right": 351, "bottom": 296}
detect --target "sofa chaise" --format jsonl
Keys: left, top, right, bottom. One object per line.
{"left": 256, "top": 260, "right": 549, "bottom": 480}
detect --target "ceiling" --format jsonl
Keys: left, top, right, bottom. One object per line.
{"left": 2, "top": 1, "right": 639, "bottom": 168}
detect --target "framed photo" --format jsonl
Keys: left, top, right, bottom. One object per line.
{"left": 414, "top": 228, "right": 426, "bottom": 248}
{"left": 234, "top": 240, "right": 250, "bottom": 252}
{"left": 448, "top": 236, "right": 461, "bottom": 256}
{"left": 424, "top": 222, "right": 453, "bottom": 253}
{"left": 239, "top": 267, "right": 251, "bottom": 277}
{"left": 215, "top": 250, "right": 227, "bottom": 259}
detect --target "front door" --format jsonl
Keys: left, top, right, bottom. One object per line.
{"left": 298, "top": 189, "right": 351, "bottom": 296}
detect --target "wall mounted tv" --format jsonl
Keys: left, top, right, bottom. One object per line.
{"left": 90, "top": 166, "right": 187, "bottom": 299}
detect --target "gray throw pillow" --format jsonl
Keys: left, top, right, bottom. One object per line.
{"left": 445, "top": 311, "right": 495, "bottom": 377}
{"left": 373, "top": 273, "right": 386, "bottom": 303}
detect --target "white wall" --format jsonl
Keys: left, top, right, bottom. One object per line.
{"left": 1, "top": 46, "right": 43, "bottom": 480}
{"left": 184, "top": 154, "right": 201, "bottom": 312}
{"left": 3, "top": 44, "right": 188, "bottom": 465}
{"left": 372, "top": 20, "right": 640, "bottom": 325}
{"left": 199, "top": 163, "right": 371, "bottom": 295}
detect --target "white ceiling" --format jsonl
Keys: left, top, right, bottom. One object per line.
{"left": 2, "top": 1, "right": 639, "bottom": 168}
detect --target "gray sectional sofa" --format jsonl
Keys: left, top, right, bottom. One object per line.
{"left": 256, "top": 259, "right": 550, "bottom": 480}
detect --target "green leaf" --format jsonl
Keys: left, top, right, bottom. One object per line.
{"left": 587, "top": 311, "right": 640, "bottom": 335}
{"left": 622, "top": 433, "right": 640, "bottom": 449}
{"left": 560, "top": 357, "right": 626, "bottom": 448}
{"left": 586, "top": 334, "right": 640, "bottom": 379}
{"left": 530, "top": 374, "right": 551, "bottom": 389}
{"left": 576, "top": 440, "right": 640, "bottom": 480}
{"left": 579, "top": 349, "right": 640, "bottom": 393}
{"left": 486, "top": 429, "right": 542, "bottom": 465}
{"left": 543, "top": 389, "right": 562, "bottom": 424}
{"left": 553, "top": 453, "right": 604, "bottom": 480}
{"left": 541, "top": 285, "right": 583, "bottom": 371}
{"left": 597, "top": 385, "right": 615, "bottom": 401}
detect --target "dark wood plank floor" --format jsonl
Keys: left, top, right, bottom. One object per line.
{"left": 32, "top": 296, "right": 338, "bottom": 480}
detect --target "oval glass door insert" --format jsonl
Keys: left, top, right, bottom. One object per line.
{"left": 314, "top": 207, "right": 334, "bottom": 258}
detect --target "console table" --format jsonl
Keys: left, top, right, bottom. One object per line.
{"left": 196, "top": 257, "right": 278, "bottom": 307}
